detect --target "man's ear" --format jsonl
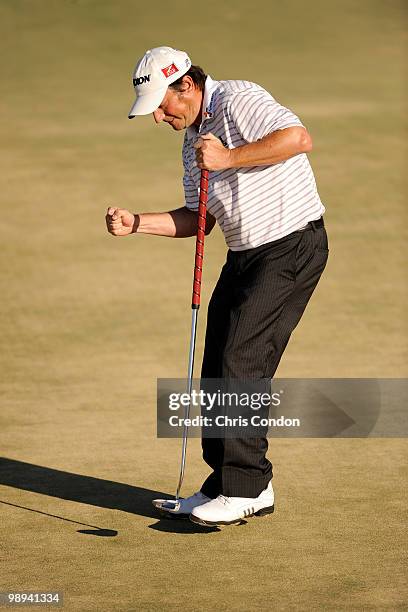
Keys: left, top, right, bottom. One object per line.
{"left": 180, "top": 74, "right": 195, "bottom": 94}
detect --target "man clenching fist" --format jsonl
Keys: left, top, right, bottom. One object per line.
{"left": 106, "top": 205, "right": 215, "bottom": 239}
{"left": 105, "top": 207, "right": 137, "bottom": 236}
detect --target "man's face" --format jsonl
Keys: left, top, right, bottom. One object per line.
{"left": 153, "top": 78, "right": 202, "bottom": 130}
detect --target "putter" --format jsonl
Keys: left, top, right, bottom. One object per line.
{"left": 153, "top": 169, "right": 209, "bottom": 515}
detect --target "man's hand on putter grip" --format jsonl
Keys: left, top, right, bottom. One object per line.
{"left": 106, "top": 207, "right": 136, "bottom": 236}
{"left": 194, "top": 132, "right": 231, "bottom": 171}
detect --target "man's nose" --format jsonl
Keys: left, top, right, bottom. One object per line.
{"left": 153, "top": 108, "right": 165, "bottom": 123}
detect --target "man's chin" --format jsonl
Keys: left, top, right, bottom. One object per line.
{"left": 169, "top": 122, "right": 186, "bottom": 131}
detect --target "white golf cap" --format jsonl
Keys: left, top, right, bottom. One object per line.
{"left": 128, "top": 46, "right": 192, "bottom": 118}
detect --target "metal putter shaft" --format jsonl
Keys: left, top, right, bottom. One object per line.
{"left": 175, "top": 168, "right": 209, "bottom": 501}
{"left": 152, "top": 169, "right": 209, "bottom": 514}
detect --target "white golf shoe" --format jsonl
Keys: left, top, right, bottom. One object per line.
{"left": 190, "top": 481, "right": 275, "bottom": 526}
{"left": 152, "top": 490, "right": 212, "bottom": 519}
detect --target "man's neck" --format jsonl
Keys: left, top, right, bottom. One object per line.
{"left": 193, "top": 91, "right": 204, "bottom": 128}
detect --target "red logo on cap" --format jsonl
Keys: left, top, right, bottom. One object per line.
{"left": 161, "top": 63, "right": 179, "bottom": 78}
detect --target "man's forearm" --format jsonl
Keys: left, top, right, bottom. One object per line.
{"left": 133, "top": 211, "right": 180, "bottom": 237}
{"left": 228, "top": 127, "right": 312, "bottom": 168}
{"left": 133, "top": 207, "right": 213, "bottom": 238}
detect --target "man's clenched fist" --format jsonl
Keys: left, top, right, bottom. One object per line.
{"left": 194, "top": 132, "right": 232, "bottom": 171}
{"left": 106, "top": 207, "right": 136, "bottom": 236}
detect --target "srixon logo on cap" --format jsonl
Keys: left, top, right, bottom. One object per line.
{"left": 161, "top": 63, "right": 179, "bottom": 78}
{"left": 133, "top": 74, "right": 151, "bottom": 86}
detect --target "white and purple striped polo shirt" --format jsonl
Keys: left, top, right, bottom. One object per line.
{"left": 183, "top": 76, "right": 325, "bottom": 251}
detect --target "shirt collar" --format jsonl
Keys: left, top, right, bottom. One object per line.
{"left": 187, "top": 75, "right": 219, "bottom": 140}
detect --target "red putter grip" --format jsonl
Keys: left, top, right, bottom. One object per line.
{"left": 192, "top": 170, "right": 209, "bottom": 309}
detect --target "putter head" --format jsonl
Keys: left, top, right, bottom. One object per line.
{"left": 152, "top": 498, "right": 182, "bottom": 513}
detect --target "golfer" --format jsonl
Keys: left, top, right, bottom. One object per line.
{"left": 106, "top": 46, "right": 328, "bottom": 526}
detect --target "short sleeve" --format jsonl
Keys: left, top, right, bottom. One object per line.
{"left": 226, "top": 87, "right": 304, "bottom": 142}
{"left": 183, "top": 171, "right": 199, "bottom": 211}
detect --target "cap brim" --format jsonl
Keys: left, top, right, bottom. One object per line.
{"left": 128, "top": 87, "right": 167, "bottom": 118}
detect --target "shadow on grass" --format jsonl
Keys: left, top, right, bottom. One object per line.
{"left": 0, "top": 498, "right": 118, "bottom": 537}
{"left": 0, "top": 457, "right": 216, "bottom": 535}
{"left": 148, "top": 517, "right": 220, "bottom": 534}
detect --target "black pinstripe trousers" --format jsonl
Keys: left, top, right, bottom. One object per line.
{"left": 200, "top": 220, "right": 329, "bottom": 498}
